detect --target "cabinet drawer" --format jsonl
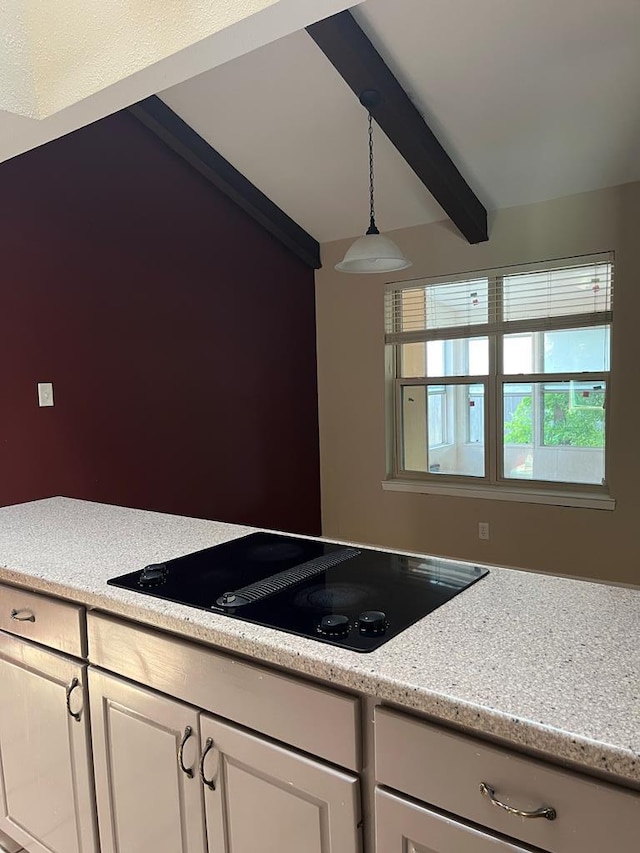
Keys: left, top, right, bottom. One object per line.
{"left": 376, "top": 788, "right": 532, "bottom": 853}
{"left": 375, "top": 707, "right": 640, "bottom": 853}
{"left": 0, "top": 583, "right": 86, "bottom": 658}
{"left": 88, "top": 612, "right": 360, "bottom": 771}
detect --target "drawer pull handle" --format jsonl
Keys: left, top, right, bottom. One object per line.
{"left": 199, "top": 737, "right": 216, "bottom": 791}
{"left": 65, "top": 677, "right": 82, "bottom": 722}
{"left": 178, "top": 726, "right": 195, "bottom": 778}
{"left": 479, "top": 782, "right": 557, "bottom": 821}
{"left": 10, "top": 608, "right": 35, "bottom": 622}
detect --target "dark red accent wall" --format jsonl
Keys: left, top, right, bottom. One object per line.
{"left": 0, "top": 112, "right": 321, "bottom": 534}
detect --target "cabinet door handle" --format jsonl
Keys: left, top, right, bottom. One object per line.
{"left": 65, "top": 677, "right": 82, "bottom": 722}
{"left": 10, "top": 608, "right": 35, "bottom": 622}
{"left": 479, "top": 782, "right": 557, "bottom": 820}
{"left": 177, "top": 726, "right": 195, "bottom": 778}
{"left": 199, "top": 737, "right": 216, "bottom": 791}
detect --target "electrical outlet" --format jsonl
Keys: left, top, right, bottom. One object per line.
{"left": 478, "top": 522, "right": 490, "bottom": 541}
{"left": 37, "top": 382, "right": 54, "bottom": 407}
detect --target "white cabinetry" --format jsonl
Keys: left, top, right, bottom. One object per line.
{"left": 374, "top": 706, "right": 640, "bottom": 853}
{"left": 0, "top": 632, "right": 98, "bottom": 853}
{"left": 2, "top": 582, "right": 638, "bottom": 853}
{"left": 87, "top": 612, "right": 360, "bottom": 771}
{"left": 201, "top": 713, "right": 360, "bottom": 853}
{"left": 90, "top": 670, "right": 361, "bottom": 853}
{"left": 89, "top": 669, "right": 206, "bottom": 853}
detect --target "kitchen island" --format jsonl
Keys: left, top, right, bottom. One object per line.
{"left": 0, "top": 497, "right": 638, "bottom": 853}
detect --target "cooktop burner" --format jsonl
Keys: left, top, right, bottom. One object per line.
{"left": 293, "top": 582, "right": 371, "bottom": 612}
{"left": 108, "top": 532, "right": 488, "bottom": 652}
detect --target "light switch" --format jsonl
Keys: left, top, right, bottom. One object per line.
{"left": 37, "top": 382, "right": 54, "bottom": 407}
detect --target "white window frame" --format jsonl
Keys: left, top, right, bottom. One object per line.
{"left": 384, "top": 253, "right": 615, "bottom": 510}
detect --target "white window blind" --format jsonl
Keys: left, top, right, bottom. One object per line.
{"left": 385, "top": 254, "right": 613, "bottom": 344}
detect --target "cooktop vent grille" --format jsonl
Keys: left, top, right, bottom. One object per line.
{"left": 215, "top": 548, "right": 361, "bottom": 608}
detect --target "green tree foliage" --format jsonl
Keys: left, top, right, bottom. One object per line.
{"left": 504, "top": 391, "right": 605, "bottom": 447}
{"left": 504, "top": 395, "right": 533, "bottom": 444}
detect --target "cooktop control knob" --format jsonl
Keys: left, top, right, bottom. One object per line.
{"left": 358, "top": 610, "right": 387, "bottom": 635}
{"left": 138, "top": 563, "right": 167, "bottom": 588}
{"left": 318, "top": 614, "right": 350, "bottom": 637}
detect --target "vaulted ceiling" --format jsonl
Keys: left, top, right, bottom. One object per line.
{"left": 2, "top": 0, "right": 639, "bottom": 248}
{"left": 161, "top": 0, "right": 640, "bottom": 242}
{"left": 0, "top": 0, "right": 357, "bottom": 160}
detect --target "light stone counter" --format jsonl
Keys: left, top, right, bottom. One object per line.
{"left": 0, "top": 497, "right": 638, "bottom": 787}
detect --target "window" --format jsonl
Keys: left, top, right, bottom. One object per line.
{"left": 385, "top": 254, "right": 613, "bottom": 497}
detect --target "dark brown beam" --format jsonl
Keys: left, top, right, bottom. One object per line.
{"left": 128, "top": 96, "right": 321, "bottom": 269}
{"left": 307, "top": 11, "right": 488, "bottom": 244}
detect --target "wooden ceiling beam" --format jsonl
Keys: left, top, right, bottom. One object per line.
{"left": 128, "top": 96, "right": 321, "bottom": 270}
{"left": 306, "top": 11, "right": 488, "bottom": 244}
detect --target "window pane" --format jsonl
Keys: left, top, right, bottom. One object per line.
{"left": 428, "top": 340, "right": 445, "bottom": 377}
{"left": 503, "top": 384, "right": 532, "bottom": 445}
{"left": 468, "top": 338, "right": 489, "bottom": 375}
{"left": 503, "top": 262, "right": 612, "bottom": 322}
{"left": 543, "top": 382, "right": 606, "bottom": 448}
{"left": 399, "top": 342, "right": 426, "bottom": 377}
{"left": 543, "top": 326, "right": 610, "bottom": 373}
{"left": 387, "top": 278, "right": 489, "bottom": 335}
{"left": 400, "top": 337, "right": 488, "bottom": 378}
{"left": 425, "top": 279, "right": 489, "bottom": 330}
{"left": 401, "top": 386, "right": 428, "bottom": 471}
{"left": 503, "top": 326, "right": 611, "bottom": 374}
{"left": 428, "top": 386, "right": 445, "bottom": 446}
{"left": 467, "top": 384, "right": 484, "bottom": 444}
{"left": 400, "top": 384, "right": 484, "bottom": 477}
{"left": 503, "top": 333, "right": 533, "bottom": 374}
{"left": 502, "top": 381, "right": 606, "bottom": 485}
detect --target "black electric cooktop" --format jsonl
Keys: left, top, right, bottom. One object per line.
{"left": 108, "top": 532, "right": 488, "bottom": 652}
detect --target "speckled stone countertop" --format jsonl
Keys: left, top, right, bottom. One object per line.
{"left": 0, "top": 498, "right": 638, "bottom": 787}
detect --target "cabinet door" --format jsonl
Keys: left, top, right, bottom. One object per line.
{"left": 0, "top": 632, "right": 98, "bottom": 853}
{"left": 89, "top": 669, "right": 207, "bottom": 853}
{"left": 376, "top": 789, "right": 536, "bottom": 853}
{"left": 200, "top": 714, "right": 361, "bottom": 853}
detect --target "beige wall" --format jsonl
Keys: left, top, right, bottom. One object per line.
{"left": 315, "top": 182, "right": 640, "bottom": 586}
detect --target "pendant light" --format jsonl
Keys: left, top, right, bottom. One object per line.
{"left": 336, "top": 90, "right": 411, "bottom": 274}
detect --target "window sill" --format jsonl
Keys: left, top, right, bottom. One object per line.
{"left": 381, "top": 479, "right": 616, "bottom": 510}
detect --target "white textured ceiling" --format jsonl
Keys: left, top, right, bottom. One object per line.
{"left": 1, "top": 0, "right": 293, "bottom": 119}
{"left": 161, "top": 0, "right": 640, "bottom": 243}
{"left": 0, "top": 0, "right": 358, "bottom": 161}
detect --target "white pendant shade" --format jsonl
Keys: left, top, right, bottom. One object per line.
{"left": 335, "top": 233, "right": 412, "bottom": 274}
{"left": 336, "top": 100, "right": 412, "bottom": 274}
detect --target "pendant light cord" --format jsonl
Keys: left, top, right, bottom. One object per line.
{"left": 366, "top": 111, "right": 379, "bottom": 235}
